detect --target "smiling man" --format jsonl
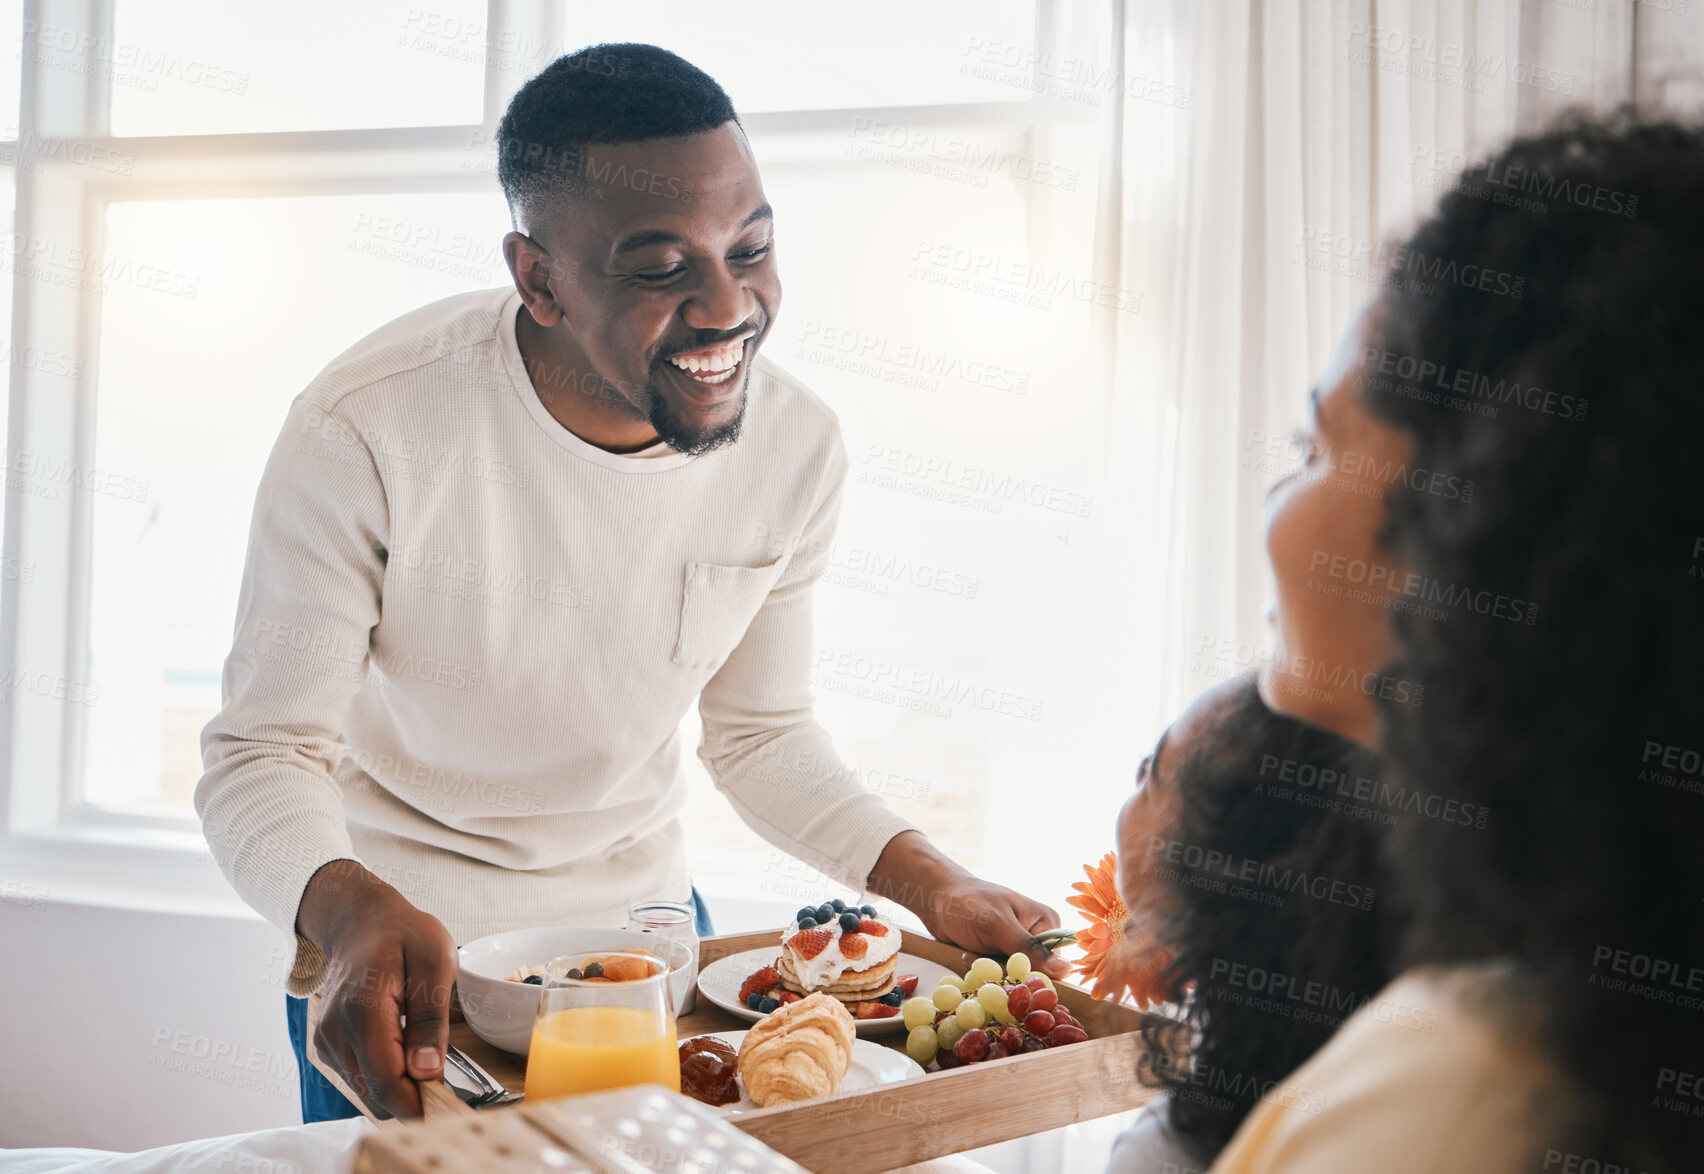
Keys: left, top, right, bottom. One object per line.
{"left": 197, "top": 43, "right": 1062, "bottom": 1123}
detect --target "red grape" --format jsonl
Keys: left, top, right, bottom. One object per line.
{"left": 937, "top": 1049, "right": 965, "bottom": 1069}
{"left": 954, "top": 1028, "right": 990, "bottom": 1063}
{"left": 1024, "top": 1010, "right": 1056, "bottom": 1035}
{"left": 1024, "top": 975, "right": 1048, "bottom": 990}
{"left": 1020, "top": 1035, "right": 1048, "bottom": 1053}
{"left": 1050, "top": 1024, "right": 1089, "bottom": 1046}
{"left": 986, "top": 1042, "right": 1009, "bottom": 1061}
{"left": 999, "top": 1026, "right": 1025, "bottom": 1053}
{"left": 1029, "top": 988, "right": 1058, "bottom": 1013}
{"left": 1006, "top": 985, "right": 1032, "bottom": 1017}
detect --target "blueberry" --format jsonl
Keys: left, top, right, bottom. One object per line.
{"left": 879, "top": 988, "right": 904, "bottom": 1006}
{"left": 522, "top": 974, "right": 543, "bottom": 985}
{"left": 815, "top": 904, "right": 834, "bottom": 923}
{"left": 795, "top": 907, "right": 816, "bottom": 923}
{"left": 797, "top": 917, "right": 817, "bottom": 930}
{"left": 583, "top": 962, "right": 603, "bottom": 978}
{"left": 838, "top": 911, "right": 860, "bottom": 932}
{"left": 757, "top": 997, "right": 780, "bottom": 1013}
{"left": 746, "top": 993, "right": 764, "bottom": 1010}
{"left": 859, "top": 904, "right": 877, "bottom": 917}
{"left": 830, "top": 898, "right": 847, "bottom": 912}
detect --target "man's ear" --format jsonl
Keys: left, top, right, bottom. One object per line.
{"left": 504, "top": 231, "right": 565, "bottom": 327}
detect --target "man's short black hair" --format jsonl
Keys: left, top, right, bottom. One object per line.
{"left": 496, "top": 43, "right": 738, "bottom": 240}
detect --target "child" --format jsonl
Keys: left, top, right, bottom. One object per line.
{"left": 1105, "top": 674, "right": 1392, "bottom": 1172}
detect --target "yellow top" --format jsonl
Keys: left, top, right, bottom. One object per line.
{"left": 1209, "top": 965, "right": 1557, "bottom": 1173}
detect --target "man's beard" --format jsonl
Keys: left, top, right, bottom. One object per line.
{"left": 645, "top": 374, "right": 749, "bottom": 456}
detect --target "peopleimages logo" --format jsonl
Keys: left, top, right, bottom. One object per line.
{"left": 1257, "top": 753, "right": 1485, "bottom": 829}
{"left": 1361, "top": 345, "right": 1589, "bottom": 421}
{"left": 1145, "top": 835, "right": 1377, "bottom": 911}
{"left": 1344, "top": 22, "right": 1576, "bottom": 94}
{"left": 1409, "top": 143, "right": 1639, "bottom": 218}
{"left": 1308, "top": 550, "right": 1539, "bottom": 626}
{"left": 1296, "top": 227, "right": 1525, "bottom": 298}
{"left": 1205, "top": 958, "right": 1441, "bottom": 1033}
{"left": 1241, "top": 429, "right": 1475, "bottom": 502}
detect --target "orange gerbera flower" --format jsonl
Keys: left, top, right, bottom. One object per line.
{"left": 1068, "top": 852, "right": 1172, "bottom": 1009}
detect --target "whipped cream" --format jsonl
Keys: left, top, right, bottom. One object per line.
{"left": 780, "top": 919, "right": 903, "bottom": 990}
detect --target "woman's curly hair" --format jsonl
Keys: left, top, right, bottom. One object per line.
{"left": 1363, "top": 109, "right": 1704, "bottom": 1169}
{"left": 1137, "top": 674, "right": 1394, "bottom": 1163}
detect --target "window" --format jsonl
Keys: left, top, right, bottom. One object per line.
{"left": 83, "top": 192, "right": 511, "bottom": 814}
{"left": 3, "top": 0, "right": 1115, "bottom": 912}
{"left": 107, "top": 0, "right": 489, "bottom": 135}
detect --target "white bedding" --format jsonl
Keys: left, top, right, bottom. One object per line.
{"left": 0, "top": 1118, "right": 374, "bottom": 1174}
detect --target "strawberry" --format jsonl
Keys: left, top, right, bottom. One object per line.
{"left": 838, "top": 933, "right": 868, "bottom": 960}
{"left": 854, "top": 1000, "right": 901, "bottom": 1019}
{"left": 737, "top": 964, "right": 781, "bottom": 1004}
{"left": 777, "top": 991, "right": 801, "bottom": 1004}
{"left": 856, "top": 919, "right": 889, "bottom": 937}
{"left": 897, "top": 973, "right": 919, "bottom": 996}
{"left": 791, "top": 928, "right": 833, "bottom": 960}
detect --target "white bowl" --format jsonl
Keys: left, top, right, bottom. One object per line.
{"left": 457, "top": 926, "right": 694, "bottom": 1056}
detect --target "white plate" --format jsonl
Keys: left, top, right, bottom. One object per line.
{"left": 684, "top": 1030, "right": 923, "bottom": 1111}
{"left": 697, "top": 946, "right": 956, "bottom": 1034}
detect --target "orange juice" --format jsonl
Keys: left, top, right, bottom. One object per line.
{"left": 524, "top": 1005, "right": 680, "bottom": 1101}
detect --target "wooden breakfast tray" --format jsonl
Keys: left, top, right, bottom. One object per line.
{"left": 313, "top": 930, "right": 1160, "bottom": 1173}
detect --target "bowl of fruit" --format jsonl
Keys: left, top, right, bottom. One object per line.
{"left": 457, "top": 927, "right": 693, "bottom": 1056}
{"left": 898, "top": 953, "right": 1092, "bottom": 1070}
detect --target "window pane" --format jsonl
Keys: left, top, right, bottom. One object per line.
{"left": 0, "top": 0, "right": 22, "bottom": 135}
{"left": 563, "top": 0, "right": 1039, "bottom": 112}
{"left": 83, "top": 191, "right": 512, "bottom": 814}
{"left": 0, "top": 176, "right": 14, "bottom": 597}
{"left": 108, "top": 0, "right": 487, "bottom": 136}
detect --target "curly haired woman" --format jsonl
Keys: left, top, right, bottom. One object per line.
{"left": 1216, "top": 111, "right": 1704, "bottom": 1172}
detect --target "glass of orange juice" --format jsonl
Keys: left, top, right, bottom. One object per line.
{"left": 524, "top": 950, "right": 680, "bottom": 1102}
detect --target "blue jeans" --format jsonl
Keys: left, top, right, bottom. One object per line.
{"left": 286, "top": 888, "right": 715, "bottom": 1122}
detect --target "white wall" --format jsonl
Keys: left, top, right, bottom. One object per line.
{"left": 0, "top": 898, "right": 299, "bottom": 1150}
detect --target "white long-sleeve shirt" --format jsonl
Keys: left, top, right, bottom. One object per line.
{"left": 198, "top": 286, "right": 915, "bottom": 995}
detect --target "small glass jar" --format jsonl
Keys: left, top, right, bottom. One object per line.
{"left": 627, "top": 899, "right": 699, "bottom": 1015}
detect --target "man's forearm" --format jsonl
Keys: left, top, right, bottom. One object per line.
{"left": 866, "top": 830, "right": 966, "bottom": 916}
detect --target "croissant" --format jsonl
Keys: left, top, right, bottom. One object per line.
{"left": 737, "top": 992, "right": 856, "bottom": 1106}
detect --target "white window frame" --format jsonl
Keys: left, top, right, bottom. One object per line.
{"left": 0, "top": 0, "right": 1068, "bottom": 909}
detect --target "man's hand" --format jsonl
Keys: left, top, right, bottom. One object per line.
{"left": 296, "top": 860, "right": 458, "bottom": 1119}
{"left": 867, "top": 831, "right": 1071, "bottom": 979}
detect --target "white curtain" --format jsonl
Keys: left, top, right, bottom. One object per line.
{"left": 1098, "top": 0, "right": 1702, "bottom": 769}
{"left": 996, "top": 1, "right": 1704, "bottom": 1170}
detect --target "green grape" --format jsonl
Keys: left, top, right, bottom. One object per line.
{"left": 1036, "top": 974, "right": 1055, "bottom": 992}
{"left": 931, "top": 984, "right": 964, "bottom": 1012}
{"left": 976, "top": 983, "right": 1009, "bottom": 1014}
{"left": 1006, "top": 952, "right": 1032, "bottom": 981}
{"left": 936, "top": 974, "right": 967, "bottom": 992}
{"left": 906, "top": 1025, "right": 939, "bottom": 1066}
{"left": 935, "top": 1017, "right": 966, "bottom": 1051}
{"left": 955, "top": 998, "right": 990, "bottom": 1029}
{"left": 902, "top": 997, "right": 937, "bottom": 1031}
{"left": 991, "top": 1006, "right": 1018, "bottom": 1026}
{"left": 967, "top": 957, "right": 1004, "bottom": 987}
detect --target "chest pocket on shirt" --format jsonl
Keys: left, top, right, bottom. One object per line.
{"left": 671, "top": 557, "right": 788, "bottom": 671}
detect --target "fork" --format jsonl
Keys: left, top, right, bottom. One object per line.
{"left": 442, "top": 1045, "right": 523, "bottom": 1108}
